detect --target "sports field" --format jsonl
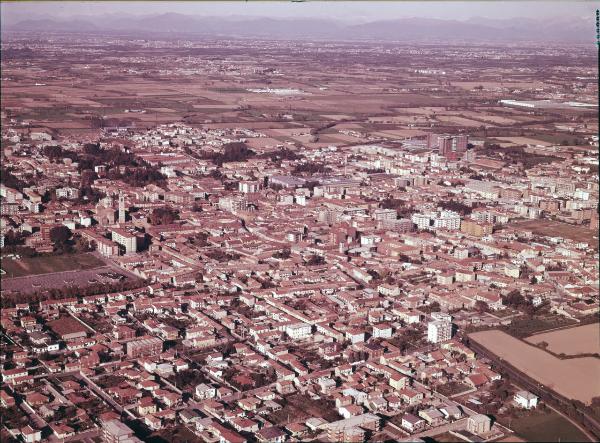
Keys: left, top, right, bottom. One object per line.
{"left": 0, "top": 253, "right": 106, "bottom": 278}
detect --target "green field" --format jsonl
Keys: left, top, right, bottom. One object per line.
{"left": 146, "top": 425, "right": 199, "bottom": 443}
{"left": 511, "top": 219, "right": 598, "bottom": 247}
{"left": 527, "top": 132, "right": 586, "bottom": 146}
{"left": 507, "top": 411, "right": 591, "bottom": 442}
{"left": 429, "top": 432, "right": 468, "bottom": 443}
{"left": 0, "top": 253, "right": 106, "bottom": 278}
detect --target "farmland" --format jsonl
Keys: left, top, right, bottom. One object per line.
{"left": 469, "top": 330, "right": 600, "bottom": 404}
{"left": 525, "top": 323, "right": 600, "bottom": 356}
{"left": 504, "top": 410, "right": 591, "bottom": 442}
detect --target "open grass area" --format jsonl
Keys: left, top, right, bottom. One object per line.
{"left": 506, "top": 410, "right": 591, "bottom": 442}
{"left": 267, "top": 394, "right": 341, "bottom": 425}
{"left": 527, "top": 132, "right": 586, "bottom": 146}
{"left": 511, "top": 219, "right": 598, "bottom": 247}
{"left": 436, "top": 381, "right": 473, "bottom": 397}
{"left": 0, "top": 253, "right": 106, "bottom": 278}
{"left": 147, "top": 425, "right": 200, "bottom": 443}
{"left": 428, "top": 431, "right": 468, "bottom": 442}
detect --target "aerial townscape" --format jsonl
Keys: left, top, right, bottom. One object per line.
{"left": 0, "top": 2, "right": 599, "bottom": 443}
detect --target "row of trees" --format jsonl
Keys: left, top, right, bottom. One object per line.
{"left": 48, "top": 226, "right": 95, "bottom": 254}
{"left": 481, "top": 144, "right": 561, "bottom": 170}
{"left": 1, "top": 227, "right": 94, "bottom": 257}
{"left": 258, "top": 147, "right": 303, "bottom": 162}
{"left": 293, "top": 162, "right": 332, "bottom": 175}
{"left": 149, "top": 207, "right": 180, "bottom": 225}
{"left": 0, "top": 167, "right": 33, "bottom": 191}
{"left": 305, "top": 254, "right": 326, "bottom": 266}
{"left": 0, "top": 277, "right": 146, "bottom": 308}
{"left": 439, "top": 199, "right": 477, "bottom": 216}
{"left": 272, "top": 248, "right": 291, "bottom": 259}
{"left": 208, "top": 142, "right": 256, "bottom": 166}
{"left": 47, "top": 142, "right": 167, "bottom": 188}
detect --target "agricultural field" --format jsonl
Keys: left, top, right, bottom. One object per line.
{"left": 469, "top": 330, "right": 600, "bottom": 404}
{"left": 503, "top": 410, "right": 591, "bottom": 442}
{"left": 494, "top": 136, "right": 553, "bottom": 147}
{"left": 525, "top": 323, "right": 600, "bottom": 356}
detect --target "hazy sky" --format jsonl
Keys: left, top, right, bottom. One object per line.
{"left": 1, "top": 1, "right": 597, "bottom": 23}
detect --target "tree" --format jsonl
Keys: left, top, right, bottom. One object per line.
{"left": 50, "top": 226, "right": 72, "bottom": 252}
{"left": 149, "top": 207, "right": 179, "bottom": 225}
{"left": 304, "top": 180, "right": 320, "bottom": 191}
{"left": 422, "top": 301, "right": 441, "bottom": 313}
{"left": 80, "top": 169, "right": 97, "bottom": 188}
{"left": 293, "top": 162, "right": 332, "bottom": 175}
{"left": 475, "top": 300, "right": 489, "bottom": 313}
{"left": 439, "top": 200, "right": 475, "bottom": 216}
{"left": 0, "top": 167, "right": 31, "bottom": 191}
{"left": 503, "top": 290, "right": 527, "bottom": 308}
{"left": 272, "top": 248, "right": 291, "bottom": 259}
{"left": 306, "top": 254, "right": 325, "bottom": 266}
{"left": 367, "top": 269, "right": 382, "bottom": 281}
{"left": 1, "top": 230, "right": 26, "bottom": 247}
{"left": 211, "top": 142, "right": 256, "bottom": 166}
{"left": 72, "top": 234, "right": 93, "bottom": 253}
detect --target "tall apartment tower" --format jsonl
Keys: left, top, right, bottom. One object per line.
{"left": 427, "top": 312, "right": 453, "bottom": 343}
{"left": 438, "top": 136, "right": 453, "bottom": 156}
{"left": 118, "top": 191, "right": 126, "bottom": 224}
{"left": 435, "top": 134, "right": 469, "bottom": 159}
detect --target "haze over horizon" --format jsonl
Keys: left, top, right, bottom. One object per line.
{"left": 1, "top": 1, "right": 597, "bottom": 24}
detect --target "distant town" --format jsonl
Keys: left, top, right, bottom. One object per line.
{"left": 0, "top": 20, "right": 599, "bottom": 443}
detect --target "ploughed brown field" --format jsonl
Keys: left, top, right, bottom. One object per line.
{"left": 469, "top": 330, "right": 600, "bottom": 404}
{"left": 525, "top": 323, "right": 600, "bottom": 356}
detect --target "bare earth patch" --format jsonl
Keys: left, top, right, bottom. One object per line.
{"left": 525, "top": 323, "right": 600, "bottom": 356}
{"left": 469, "top": 330, "right": 600, "bottom": 404}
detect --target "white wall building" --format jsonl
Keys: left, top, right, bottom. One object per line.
{"left": 514, "top": 391, "right": 538, "bottom": 409}
{"left": 412, "top": 210, "right": 461, "bottom": 231}
{"left": 427, "top": 313, "right": 453, "bottom": 343}
{"left": 195, "top": 383, "right": 216, "bottom": 400}
{"left": 372, "top": 323, "right": 392, "bottom": 339}
{"left": 285, "top": 323, "right": 312, "bottom": 340}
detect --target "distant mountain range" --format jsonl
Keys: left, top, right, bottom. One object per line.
{"left": 1, "top": 13, "right": 594, "bottom": 43}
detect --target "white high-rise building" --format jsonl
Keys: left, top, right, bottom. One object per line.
{"left": 412, "top": 210, "right": 461, "bottom": 231}
{"left": 412, "top": 213, "right": 432, "bottom": 230}
{"left": 433, "top": 210, "right": 461, "bottom": 230}
{"left": 427, "top": 313, "right": 453, "bottom": 343}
